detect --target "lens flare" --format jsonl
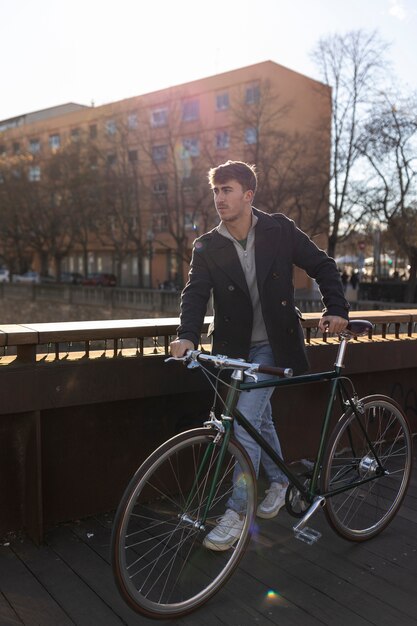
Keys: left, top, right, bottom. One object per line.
{"left": 263, "top": 589, "right": 284, "bottom": 606}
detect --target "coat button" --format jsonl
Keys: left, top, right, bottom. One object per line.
{"left": 224, "top": 316, "right": 231, "bottom": 322}
{"left": 272, "top": 272, "right": 279, "bottom": 279}
{"left": 287, "top": 328, "right": 294, "bottom": 335}
{"left": 228, "top": 285, "right": 235, "bottom": 291}
{"left": 281, "top": 300, "right": 287, "bottom": 306}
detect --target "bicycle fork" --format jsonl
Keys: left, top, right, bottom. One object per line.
{"left": 178, "top": 419, "right": 233, "bottom": 532}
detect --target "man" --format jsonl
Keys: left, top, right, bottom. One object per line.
{"left": 170, "top": 160, "right": 349, "bottom": 550}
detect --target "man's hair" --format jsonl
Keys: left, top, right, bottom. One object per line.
{"left": 208, "top": 160, "right": 257, "bottom": 194}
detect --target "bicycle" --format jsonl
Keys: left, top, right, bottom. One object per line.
{"left": 111, "top": 320, "right": 413, "bottom": 619}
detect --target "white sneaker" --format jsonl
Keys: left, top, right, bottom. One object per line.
{"left": 203, "top": 509, "right": 244, "bottom": 551}
{"left": 257, "top": 482, "right": 287, "bottom": 519}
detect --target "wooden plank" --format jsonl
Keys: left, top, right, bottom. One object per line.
{"left": 240, "top": 529, "right": 371, "bottom": 626}
{"left": 11, "top": 536, "right": 126, "bottom": 626}
{"left": 258, "top": 512, "right": 417, "bottom": 624}
{"left": 0, "top": 544, "right": 73, "bottom": 625}
{"left": 2, "top": 310, "right": 417, "bottom": 349}
{"left": 0, "top": 592, "right": 23, "bottom": 625}
{"left": 72, "top": 515, "right": 293, "bottom": 625}
{"left": 46, "top": 525, "right": 141, "bottom": 626}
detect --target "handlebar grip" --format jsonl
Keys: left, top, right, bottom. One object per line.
{"left": 257, "top": 364, "right": 293, "bottom": 378}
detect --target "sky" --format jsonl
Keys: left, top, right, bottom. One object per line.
{"left": 1, "top": 0, "right": 416, "bottom": 121}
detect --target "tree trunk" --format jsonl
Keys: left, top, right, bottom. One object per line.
{"left": 405, "top": 254, "right": 417, "bottom": 303}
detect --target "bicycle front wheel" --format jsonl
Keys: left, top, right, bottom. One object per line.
{"left": 111, "top": 427, "right": 256, "bottom": 619}
{"left": 322, "top": 395, "right": 412, "bottom": 541}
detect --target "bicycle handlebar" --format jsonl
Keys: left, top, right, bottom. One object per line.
{"left": 167, "top": 350, "right": 293, "bottom": 378}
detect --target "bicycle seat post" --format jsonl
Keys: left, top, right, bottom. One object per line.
{"left": 335, "top": 336, "right": 348, "bottom": 370}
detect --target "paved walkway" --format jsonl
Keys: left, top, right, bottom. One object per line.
{"left": 0, "top": 447, "right": 416, "bottom": 626}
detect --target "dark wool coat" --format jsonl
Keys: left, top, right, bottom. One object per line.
{"left": 177, "top": 208, "right": 349, "bottom": 374}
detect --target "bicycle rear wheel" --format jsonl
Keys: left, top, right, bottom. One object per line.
{"left": 322, "top": 395, "right": 412, "bottom": 541}
{"left": 111, "top": 427, "right": 256, "bottom": 619}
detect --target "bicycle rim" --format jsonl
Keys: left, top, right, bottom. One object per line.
{"left": 111, "top": 428, "right": 256, "bottom": 618}
{"left": 322, "top": 395, "right": 412, "bottom": 541}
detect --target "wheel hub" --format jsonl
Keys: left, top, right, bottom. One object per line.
{"left": 358, "top": 455, "right": 379, "bottom": 477}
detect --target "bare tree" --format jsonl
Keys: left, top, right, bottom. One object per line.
{"left": 24, "top": 151, "right": 76, "bottom": 278}
{"left": 0, "top": 152, "right": 34, "bottom": 273}
{"left": 311, "top": 30, "right": 390, "bottom": 257}
{"left": 92, "top": 120, "right": 147, "bottom": 286}
{"left": 137, "top": 99, "right": 215, "bottom": 287}
{"left": 356, "top": 92, "right": 417, "bottom": 300}
{"left": 60, "top": 132, "right": 103, "bottom": 279}
{"left": 230, "top": 80, "right": 331, "bottom": 240}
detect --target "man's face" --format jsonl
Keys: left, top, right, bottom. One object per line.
{"left": 212, "top": 179, "right": 253, "bottom": 223}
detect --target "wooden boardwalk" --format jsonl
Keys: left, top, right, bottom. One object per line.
{"left": 0, "top": 447, "right": 416, "bottom": 626}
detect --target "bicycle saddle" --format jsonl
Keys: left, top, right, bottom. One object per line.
{"left": 344, "top": 320, "right": 373, "bottom": 337}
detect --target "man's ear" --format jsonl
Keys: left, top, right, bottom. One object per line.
{"left": 244, "top": 189, "right": 254, "bottom": 203}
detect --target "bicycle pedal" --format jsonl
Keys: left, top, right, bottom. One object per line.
{"left": 293, "top": 526, "right": 322, "bottom": 545}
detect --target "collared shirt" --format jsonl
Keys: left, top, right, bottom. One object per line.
{"left": 217, "top": 212, "right": 268, "bottom": 344}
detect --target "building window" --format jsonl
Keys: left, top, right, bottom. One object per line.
{"left": 28, "top": 165, "right": 41, "bottom": 181}
{"left": 13, "top": 142, "right": 20, "bottom": 154}
{"left": 0, "top": 145, "right": 5, "bottom": 156}
{"left": 153, "top": 213, "right": 169, "bottom": 232}
{"left": 89, "top": 124, "right": 97, "bottom": 139}
{"left": 216, "top": 131, "right": 230, "bottom": 150}
{"left": 151, "top": 108, "right": 168, "bottom": 127}
{"left": 106, "top": 120, "right": 117, "bottom": 135}
{"left": 107, "top": 153, "right": 116, "bottom": 166}
{"left": 183, "top": 137, "right": 199, "bottom": 157}
{"left": 153, "top": 179, "right": 168, "bottom": 194}
{"left": 71, "top": 128, "right": 80, "bottom": 142}
{"left": 90, "top": 154, "right": 98, "bottom": 169}
{"left": 184, "top": 213, "right": 197, "bottom": 230}
{"left": 49, "top": 134, "right": 61, "bottom": 151}
{"left": 245, "top": 85, "right": 260, "bottom": 105}
{"left": 152, "top": 144, "right": 168, "bottom": 162}
{"left": 128, "top": 149, "right": 138, "bottom": 163}
{"left": 182, "top": 99, "right": 199, "bottom": 122}
{"left": 127, "top": 113, "right": 138, "bottom": 129}
{"left": 29, "top": 138, "right": 40, "bottom": 154}
{"left": 216, "top": 92, "right": 229, "bottom": 111}
{"left": 244, "top": 127, "right": 257, "bottom": 145}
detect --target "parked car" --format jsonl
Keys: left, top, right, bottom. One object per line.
{"left": 0, "top": 268, "right": 10, "bottom": 283}
{"left": 12, "top": 271, "right": 40, "bottom": 284}
{"left": 40, "top": 274, "right": 57, "bottom": 283}
{"left": 60, "top": 272, "right": 84, "bottom": 285}
{"left": 81, "top": 273, "right": 117, "bottom": 287}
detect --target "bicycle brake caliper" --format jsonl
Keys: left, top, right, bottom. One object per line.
{"left": 204, "top": 411, "right": 225, "bottom": 439}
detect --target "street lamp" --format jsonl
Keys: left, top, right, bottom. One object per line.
{"left": 146, "top": 229, "right": 154, "bottom": 289}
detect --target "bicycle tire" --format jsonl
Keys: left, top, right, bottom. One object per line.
{"left": 321, "top": 395, "right": 412, "bottom": 541}
{"left": 111, "top": 427, "right": 257, "bottom": 619}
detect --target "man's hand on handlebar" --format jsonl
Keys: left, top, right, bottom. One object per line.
{"left": 169, "top": 338, "right": 194, "bottom": 358}
{"left": 319, "top": 315, "right": 349, "bottom": 335}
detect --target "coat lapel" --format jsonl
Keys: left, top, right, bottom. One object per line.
{"left": 254, "top": 209, "right": 283, "bottom": 293}
{"left": 207, "top": 230, "right": 249, "bottom": 296}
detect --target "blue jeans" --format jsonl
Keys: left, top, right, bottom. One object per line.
{"left": 227, "top": 342, "right": 287, "bottom": 513}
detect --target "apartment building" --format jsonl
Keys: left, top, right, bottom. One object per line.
{"left": 0, "top": 61, "right": 331, "bottom": 289}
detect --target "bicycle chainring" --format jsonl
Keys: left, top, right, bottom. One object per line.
{"left": 285, "top": 481, "right": 311, "bottom": 518}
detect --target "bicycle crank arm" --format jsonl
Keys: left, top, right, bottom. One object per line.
{"left": 293, "top": 496, "right": 325, "bottom": 545}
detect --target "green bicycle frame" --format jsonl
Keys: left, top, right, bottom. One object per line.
{"left": 193, "top": 358, "right": 387, "bottom": 524}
